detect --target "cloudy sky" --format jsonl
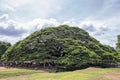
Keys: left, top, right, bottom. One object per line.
{"left": 0, "top": 0, "right": 120, "bottom": 47}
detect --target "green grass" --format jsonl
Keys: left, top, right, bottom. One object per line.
{"left": 0, "top": 68, "right": 38, "bottom": 78}
{"left": 0, "top": 68, "right": 120, "bottom": 80}
{"left": 30, "top": 68, "right": 120, "bottom": 80}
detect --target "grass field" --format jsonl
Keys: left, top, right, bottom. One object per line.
{"left": 0, "top": 67, "right": 120, "bottom": 80}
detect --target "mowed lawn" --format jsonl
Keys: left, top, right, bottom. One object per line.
{"left": 0, "top": 67, "right": 120, "bottom": 80}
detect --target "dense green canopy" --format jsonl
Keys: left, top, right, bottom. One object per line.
{"left": 1, "top": 25, "right": 119, "bottom": 70}
{"left": 0, "top": 41, "right": 11, "bottom": 59}
{"left": 116, "top": 35, "right": 120, "bottom": 50}
{"left": 116, "top": 35, "right": 120, "bottom": 60}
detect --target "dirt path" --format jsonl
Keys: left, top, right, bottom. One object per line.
{"left": 0, "top": 67, "right": 7, "bottom": 70}
{"left": 85, "top": 67, "right": 103, "bottom": 70}
{"left": 96, "top": 71, "right": 120, "bottom": 80}
{"left": 103, "top": 71, "right": 120, "bottom": 80}
{"left": 85, "top": 67, "right": 120, "bottom": 80}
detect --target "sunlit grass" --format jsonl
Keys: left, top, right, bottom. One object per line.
{"left": 0, "top": 68, "right": 120, "bottom": 80}
{"left": 0, "top": 68, "right": 37, "bottom": 78}
{"left": 30, "top": 68, "right": 120, "bottom": 80}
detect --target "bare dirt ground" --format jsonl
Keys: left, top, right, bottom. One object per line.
{"left": 85, "top": 67, "right": 103, "bottom": 70}
{"left": 95, "top": 70, "right": 120, "bottom": 80}
{"left": 102, "top": 71, "right": 120, "bottom": 80}
{"left": 85, "top": 67, "right": 120, "bottom": 80}
{"left": 0, "top": 67, "right": 7, "bottom": 70}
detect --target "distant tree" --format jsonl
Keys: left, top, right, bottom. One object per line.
{"left": 116, "top": 35, "right": 120, "bottom": 61}
{"left": 116, "top": 35, "right": 120, "bottom": 51}
{"left": 0, "top": 41, "right": 11, "bottom": 59}
{"left": 1, "top": 25, "right": 119, "bottom": 71}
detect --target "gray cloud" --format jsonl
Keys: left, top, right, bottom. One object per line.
{"left": 79, "top": 20, "right": 118, "bottom": 47}
{"left": 0, "top": 14, "right": 60, "bottom": 44}
{"left": 82, "top": 25, "right": 96, "bottom": 32}
{"left": 0, "top": 24, "right": 26, "bottom": 37}
{"left": 99, "top": 27, "right": 109, "bottom": 32}
{"left": 94, "top": 27, "right": 110, "bottom": 36}
{"left": 0, "top": 14, "right": 8, "bottom": 22}
{"left": 0, "top": 14, "right": 119, "bottom": 47}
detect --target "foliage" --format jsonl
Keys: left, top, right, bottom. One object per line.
{"left": 1, "top": 25, "right": 119, "bottom": 71}
{"left": 116, "top": 35, "right": 120, "bottom": 50}
{"left": 0, "top": 41, "right": 11, "bottom": 60}
{"left": 116, "top": 35, "right": 120, "bottom": 61}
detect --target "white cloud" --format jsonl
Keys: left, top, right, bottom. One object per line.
{"left": 0, "top": 0, "right": 63, "bottom": 21}
{"left": 0, "top": 14, "right": 119, "bottom": 48}
{"left": 77, "top": 19, "right": 119, "bottom": 47}
{"left": 0, "top": 14, "right": 8, "bottom": 22}
{"left": 4, "top": 0, "right": 29, "bottom": 8}
{"left": 100, "top": 0, "right": 120, "bottom": 16}
{"left": 0, "top": 1, "right": 15, "bottom": 12}
{"left": 3, "top": 5, "right": 15, "bottom": 11}
{"left": 0, "top": 0, "right": 119, "bottom": 48}
{"left": 0, "top": 36, "right": 24, "bottom": 45}
{"left": 0, "top": 14, "right": 61, "bottom": 44}
{"left": 62, "top": 21, "right": 78, "bottom": 26}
